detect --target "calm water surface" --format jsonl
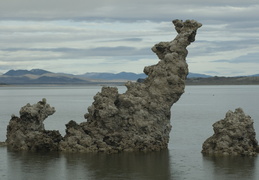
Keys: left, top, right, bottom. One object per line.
{"left": 1, "top": 85, "right": 259, "bottom": 180}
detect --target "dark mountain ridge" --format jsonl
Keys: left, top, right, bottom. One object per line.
{"left": 4, "top": 69, "right": 51, "bottom": 76}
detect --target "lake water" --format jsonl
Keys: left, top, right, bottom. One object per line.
{"left": 1, "top": 85, "right": 259, "bottom": 180}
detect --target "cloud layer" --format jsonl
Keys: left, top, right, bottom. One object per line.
{"left": 0, "top": 0, "right": 259, "bottom": 76}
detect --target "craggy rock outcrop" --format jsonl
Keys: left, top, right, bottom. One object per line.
{"left": 202, "top": 108, "right": 259, "bottom": 156}
{"left": 59, "top": 19, "right": 202, "bottom": 153}
{"left": 6, "top": 98, "right": 63, "bottom": 151}
{"left": 5, "top": 20, "right": 202, "bottom": 153}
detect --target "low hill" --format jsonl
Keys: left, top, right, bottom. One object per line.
{"left": 187, "top": 72, "right": 211, "bottom": 78}
{"left": 186, "top": 76, "right": 259, "bottom": 85}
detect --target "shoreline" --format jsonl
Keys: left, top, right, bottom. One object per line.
{"left": 0, "top": 141, "right": 6, "bottom": 147}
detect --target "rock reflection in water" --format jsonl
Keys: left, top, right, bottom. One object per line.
{"left": 7, "top": 149, "right": 171, "bottom": 180}
{"left": 63, "top": 149, "right": 171, "bottom": 180}
{"left": 203, "top": 156, "right": 258, "bottom": 180}
{"left": 7, "top": 150, "right": 65, "bottom": 180}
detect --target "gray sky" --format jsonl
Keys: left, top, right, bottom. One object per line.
{"left": 0, "top": 0, "right": 259, "bottom": 76}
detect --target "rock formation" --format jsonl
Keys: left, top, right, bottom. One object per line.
{"left": 6, "top": 98, "right": 63, "bottom": 151}
{"left": 5, "top": 19, "right": 202, "bottom": 153}
{"left": 202, "top": 108, "right": 259, "bottom": 156}
{"left": 59, "top": 19, "right": 202, "bottom": 153}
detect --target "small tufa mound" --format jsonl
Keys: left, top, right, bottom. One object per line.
{"left": 6, "top": 98, "right": 62, "bottom": 151}
{"left": 202, "top": 108, "right": 259, "bottom": 156}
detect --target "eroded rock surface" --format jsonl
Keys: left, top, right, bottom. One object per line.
{"left": 202, "top": 108, "right": 259, "bottom": 156}
{"left": 6, "top": 98, "right": 63, "bottom": 151}
{"left": 59, "top": 19, "right": 202, "bottom": 153}
{"left": 5, "top": 19, "right": 202, "bottom": 153}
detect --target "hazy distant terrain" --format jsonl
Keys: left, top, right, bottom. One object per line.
{"left": 186, "top": 76, "right": 259, "bottom": 85}
{"left": 0, "top": 69, "right": 259, "bottom": 85}
{"left": 0, "top": 69, "right": 91, "bottom": 85}
{"left": 0, "top": 69, "right": 144, "bottom": 85}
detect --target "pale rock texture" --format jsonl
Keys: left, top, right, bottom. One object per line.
{"left": 202, "top": 108, "right": 259, "bottom": 156}
{"left": 59, "top": 19, "right": 202, "bottom": 153}
{"left": 6, "top": 98, "right": 63, "bottom": 151}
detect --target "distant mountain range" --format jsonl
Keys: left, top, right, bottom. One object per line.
{"left": 80, "top": 72, "right": 147, "bottom": 80}
{"left": 0, "top": 69, "right": 91, "bottom": 85}
{"left": 249, "top": 74, "right": 259, "bottom": 77}
{"left": 0, "top": 69, "right": 259, "bottom": 85}
{"left": 4, "top": 69, "right": 51, "bottom": 76}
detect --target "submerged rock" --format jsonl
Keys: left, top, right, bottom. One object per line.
{"left": 60, "top": 19, "right": 202, "bottom": 153}
{"left": 202, "top": 108, "right": 259, "bottom": 156}
{"left": 6, "top": 98, "right": 63, "bottom": 151}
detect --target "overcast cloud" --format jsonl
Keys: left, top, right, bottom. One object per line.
{"left": 0, "top": 0, "right": 259, "bottom": 76}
